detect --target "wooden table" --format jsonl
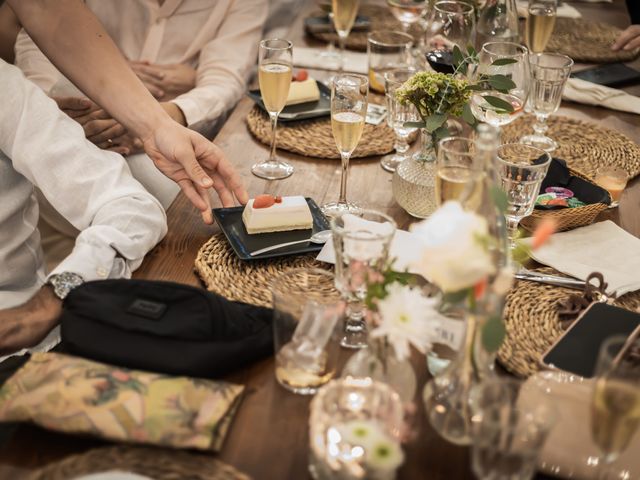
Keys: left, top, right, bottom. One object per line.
{"left": 1, "top": 1, "right": 639, "bottom": 479}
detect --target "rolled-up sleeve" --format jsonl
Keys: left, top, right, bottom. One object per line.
{"left": 0, "top": 61, "right": 167, "bottom": 282}
{"left": 171, "top": 0, "right": 267, "bottom": 133}
{"left": 14, "top": 29, "right": 64, "bottom": 94}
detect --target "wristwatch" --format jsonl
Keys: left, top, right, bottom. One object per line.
{"left": 47, "top": 272, "right": 85, "bottom": 300}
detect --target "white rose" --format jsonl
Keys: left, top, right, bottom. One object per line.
{"left": 410, "top": 201, "right": 495, "bottom": 292}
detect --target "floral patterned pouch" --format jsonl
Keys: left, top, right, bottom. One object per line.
{"left": 0, "top": 352, "right": 244, "bottom": 451}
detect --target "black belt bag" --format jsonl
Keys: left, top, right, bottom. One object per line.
{"left": 60, "top": 279, "right": 273, "bottom": 379}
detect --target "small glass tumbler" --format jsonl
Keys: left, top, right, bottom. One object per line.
{"left": 595, "top": 166, "right": 629, "bottom": 208}
{"left": 436, "top": 137, "right": 485, "bottom": 211}
{"left": 367, "top": 31, "right": 413, "bottom": 94}
{"left": 331, "top": 209, "right": 397, "bottom": 349}
{"left": 272, "top": 268, "right": 342, "bottom": 395}
{"left": 309, "top": 377, "right": 406, "bottom": 480}
{"left": 470, "top": 378, "right": 557, "bottom": 480}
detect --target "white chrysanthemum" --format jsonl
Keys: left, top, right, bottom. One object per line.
{"left": 370, "top": 283, "right": 438, "bottom": 361}
{"left": 366, "top": 436, "right": 405, "bottom": 472}
{"left": 410, "top": 201, "right": 495, "bottom": 292}
{"left": 338, "top": 419, "right": 386, "bottom": 449}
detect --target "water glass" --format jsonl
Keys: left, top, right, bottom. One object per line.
{"left": 436, "top": 137, "right": 484, "bottom": 211}
{"left": 331, "top": 210, "right": 397, "bottom": 349}
{"left": 521, "top": 53, "right": 573, "bottom": 152}
{"left": 252, "top": 39, "right": 295, "bottom": 180}
{"left": 525, "top": 0, "right": 557, "bottom": 53}
{"left": 470, "top": 42, "right": 529, "bottom": 129}
{"left": 322, "top": 74, "right": 369, "bottom": 218}
{"left": 595, "top": 166, "right": 629, "bottom": 208}
{"left": 272, "top": 268, "right": 342, "bottom": 395}
{"left": 309, "top": 377, "right": 405, "bottom": 480}
{"left": 424, "top": 1, "right": 477, "bottom": 74}
{"left": 590, "top": 336, "right": 640, "bottom": 476}
{"left": 383, "top": 68, "right": 419, "bottom": 173}
{"left": 496, "top": 143, "right": 551, "bottom": 249}
{"left": 367, "top": 31, "right": 413, "bottom": 94}
{"left": 470, "top": 378, "right": 557, "bottom": 480}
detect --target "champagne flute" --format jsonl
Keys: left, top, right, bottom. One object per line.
{"left": 331, "top": 0, "right": 361, "bottom": 72}
{"left": 424, "top": 1, "right": 476, "bottom": 75}
{"left": 520, "top": 52, "right": 573, "bottom": 152}
{"left": 591, "top": 336, "right": 640, "bottom": 479}
{"left": 470, "top": 42, "right": 529, "bottom": 130}
{"left": 525, "top": 0, "right": 557, "bottom": 53}
{"left": 387, "top": 0, "right": 430, "bottom": 32}
{"left": 322, "top": 74, "right": 368, "bottom": 217}
{"left": 436, "top": 137, "right": 484, "bottom": 210}
{"left": 496, "top": 143, "right": 551, "bottom": 249}
{"left": 252, "top": 39, "right": 295, "bottom": 180}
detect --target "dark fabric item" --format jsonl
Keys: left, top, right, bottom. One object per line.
{"left": 627, "top": 0, "right": 640, "bottom": 25}
{"left": 60, "top": 280, "right": 273, "bottom": 379}
{"left": 534, "top": 158, "right": 611, "bottom": 210}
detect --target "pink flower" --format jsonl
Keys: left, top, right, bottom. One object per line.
{"left": 532, "top": 218, "right": 557, "bottom": 250}
{"left": 111, "top": 370, "right": 131, "bottom": 383}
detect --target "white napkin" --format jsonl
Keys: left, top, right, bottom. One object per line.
{"left": 562, "top": 77, "right": 640, "bottom": 115}
{"left": 316, "top": 223, "right": 424, "bottom": 274}
{"left": 293, "top": 46, "right": 368, "bottom": 75}
{"left": 528, "top": 221, "right": 640, "bottom": 296}
{"left": 516, "top": 1, "right": 581, "bottom": 19}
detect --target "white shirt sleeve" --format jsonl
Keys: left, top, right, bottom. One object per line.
{"left": 170, "top": 0, "right": 268, "bottom": 132}
{"left": 0, "top": 61, "right": 167, "bottom": 283}
{"left": 13, "top": 28, "right": 64, "bottom": 95}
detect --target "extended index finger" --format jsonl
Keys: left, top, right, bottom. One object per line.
{"left": 200, "top": 143, "right": 248, "bottom": 205}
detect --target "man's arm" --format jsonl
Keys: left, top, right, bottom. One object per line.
{"left": 7, "top": 0, "right": 248, "bottom": 221}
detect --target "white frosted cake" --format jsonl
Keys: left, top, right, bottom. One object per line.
{"left": 242, "top": 195, "right": 313, "bottom": 234}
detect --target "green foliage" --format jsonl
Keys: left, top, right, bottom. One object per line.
{"left": 489, "top": 185, "right": 508, "bottom": 213}
{"left": 491, "top": 58, "right": 518, "bottom": 66}
{"left": 481, "top": 315, "right": 506, "bottom": 353}
{"left": 482, "top": 95, "right": 515, "bottom": 113}
{"left": 487, "top": 74, "right": 516, "bottom": 93}
{"left": 364, "top": 263, "right": 414, "bottom": 310}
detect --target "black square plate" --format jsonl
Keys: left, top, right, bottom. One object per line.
{"left": 212, "top": 198, "right": 330, "bottom": 260}
{"left": 246, "top": 81, "right": 330, "bottom": 122}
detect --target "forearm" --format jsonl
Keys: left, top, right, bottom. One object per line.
{"left": 8, "top": 0, "right": 169, "bottom": 140}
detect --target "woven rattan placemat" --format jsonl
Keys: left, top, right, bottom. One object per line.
{"left": 546, "top": 18, "right": 640, "bottom": 64}
{"left": 307, "top": 5, "right": 421, "bottom": 51}
{"left": 28, "top": 445, "right": 250, "bottom": 480}
{"left": 246, "top": 105, "right": 398, "bottom": 159}
{"left": 498, "top": 268, "right": 640, "bottom": 378}
{"left": 503, "top": 115, "right": 640, "bottom": 180}
{"left": 195, "top": 233, "right": 331, "bottom": 308}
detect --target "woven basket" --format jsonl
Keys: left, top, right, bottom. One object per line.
{"left": 521, "top": 167, "right": 611, "bottom": 232}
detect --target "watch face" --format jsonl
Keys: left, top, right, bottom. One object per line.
{"left": 50, "top": 272, "right": 84, "bottom": 300}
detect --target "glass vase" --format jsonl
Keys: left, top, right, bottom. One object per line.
{"left": 392, "top": 129, "right": 437, "bottom": 219}
{"left": 342, "top": 339, "right": 417, "bottom": 404}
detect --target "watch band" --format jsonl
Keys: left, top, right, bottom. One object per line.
{"left": 48, "top": 272, "right": 85, "bottom": 300}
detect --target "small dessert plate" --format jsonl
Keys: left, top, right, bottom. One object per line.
{"left": 246, "top": 81, "right": 330, "bottom": 122}
{"left": 212, "top": 198, "right": 330, "bottom": 261}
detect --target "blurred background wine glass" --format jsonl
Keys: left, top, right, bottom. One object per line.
{"left": 367, "top": 30, "right": 414, "bottom": 94}
{"left": 387, "top": 0, "right": 430, "bottom": 33}
{"left": 331, "top": 0, "right": 361, "bottom": 72}
{"left": 525, "top": 0, "right": 558, "bottom": 54}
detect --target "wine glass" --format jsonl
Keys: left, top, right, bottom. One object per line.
{"left": 436, "top": 137, "right": 484, "bottom": 211}
{"left": 383, "top": 68, "right": 420, "bottom": 172}
{"left": 496, "top": 143, "right": 551, "bottom": 249}
{"left": 251, "top": 39, "right": 295, "bottom": 180}
{"left": 331, "top": 0, "right": 361, "bottom": 72}
{"left": 424, "top": 0, "right": 477, "bottom": 74}
{"left": 520, "top": 53, "right": 573, "bottom": 152}
{"left": 367, "top": 31, "right": 413, "bottom": 94}
{"left": 387, "top": 0, "right": 430, "bottom": 32}
{"left": 591, "top": 336, "right": 640, "bottom": 479}
{"left": 470, "top": 42, "right": 529, "bottom": 130}
{"left": 321, "top": 74, "right": 368, "bottom": 217}
{"left": 525, "top": 0, "right": 557, "bottom": 53}
{"left": 331, "top": 209, "right": 397, "bottom": 348}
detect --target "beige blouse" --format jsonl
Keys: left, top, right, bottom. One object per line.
{"left": 15, "top": 0, "right": 268, "bottom": 135}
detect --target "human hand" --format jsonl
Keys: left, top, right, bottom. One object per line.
{"left": 0, "top": 286, "right": 62, "bottom": 356}
{"left": 129, "top": 61, "right": 197, "bottom": 100}
{"left": 54, "top": 96, "right": 95, "bottom": 119}
{"left": 141, "top": 120, "right": 248, "bottom": 223}
{"left": 61, "top": 101, "right": 131, "bottom": 152}
{"left": 612, "top": 25, "right": 640, "bottom": 51}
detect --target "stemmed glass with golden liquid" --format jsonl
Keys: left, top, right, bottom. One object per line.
{"left": 331, "top": 0, "right": 360, "bottom": 72}
{"left": 591, "top": 336, "right": 640, "bottom": 479}
{"left": 321, "top": 74, "right": 368, "bottom": 217}
{"left": 251, "top": 39, "right": 295, "bottom": 180}
{"left": 525, "top": 0, "right": 557, "bottom": 53}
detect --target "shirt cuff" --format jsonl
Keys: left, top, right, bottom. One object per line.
{"left": 47, "top": 238, "right": 129, "bottom": 283}
{"left": 170, "top": 97, "right": 204, "bottom": 129}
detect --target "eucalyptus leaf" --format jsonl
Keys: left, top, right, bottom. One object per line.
{"left": 462, "top": 103, "right": 477, "bottom": 126}
{"left": 482, "top": 316, "right": 506, "bottom": 353}
{"left": 426, "top": 113, "right": 447, "bottom": 133}
{"left": 483, "top": 95, "right": 515, "bottom": 112}
{"left": 453, "top": 45, "right": 465, "bottom": 68}
{"left": 404, "top": 121, "right": 425, "bottom": 129}
{"left": 433, "top": 125, "right": 450, "bottom": 141}
{"left": 491, "top": 58, "right": 518, "bottom": 66}
{"left": 441, "top": 289, "right": 470, "bottom": 306}
{"left": 488, "top": 74, "right": 517, "bottom": 92}
{"left": 489, "top": 185, "right": 508, "bottom": 213}
{"left": 466, "top": 45, "right": 477, "bottom": 57}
